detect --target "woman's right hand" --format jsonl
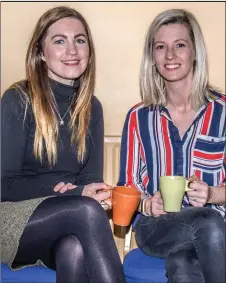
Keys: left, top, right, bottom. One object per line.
{"left": 145, "top": 191, "right": 167, "bottom": 217}
{"left": 82, "top": 182, "right": 112, "bottom": 204}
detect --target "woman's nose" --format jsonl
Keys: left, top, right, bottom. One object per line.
{"left": 66, "top": 43, "right": 78, "bottom": 55}
{"left": 165, "top": 47, "right": 176, "bottom": 60}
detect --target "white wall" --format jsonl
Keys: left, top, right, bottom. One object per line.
{"left": 1, "top": 2, "right": 225, "bottom": 135}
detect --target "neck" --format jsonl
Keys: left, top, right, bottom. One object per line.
{"left": 165, "top": 76, "right": 193, "bottom": 111}
{"left": 48, "top": 72, "right": 75, "bottom": 86}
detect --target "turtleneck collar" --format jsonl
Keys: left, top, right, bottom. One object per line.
{"left": 49, "top": 77, "right": 80, "bottom": 102}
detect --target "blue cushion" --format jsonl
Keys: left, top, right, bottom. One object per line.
{"left": 1, "top": 264, "right": 56, "bottom": 283}
{"left": 123, "top": 248, "right": 167, "bottom": 283}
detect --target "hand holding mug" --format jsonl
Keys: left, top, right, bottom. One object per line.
{"left": 187, "top": 175, "right": 210, "bottom": 207}
{"left": 145, "top": 192, "right": 167, "bottom": 217}
{"left": 82, "top": 183, "right": 112, "bottom": 207}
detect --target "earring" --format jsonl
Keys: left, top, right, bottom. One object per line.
{"left": 152, "top": 62, "right": 155, "bottom": 66}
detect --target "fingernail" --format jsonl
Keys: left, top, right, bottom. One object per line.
{"left": 69, "top": 186, "right": 76, "bottom": 190}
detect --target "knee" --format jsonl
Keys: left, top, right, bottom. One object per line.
{"left": 55, "top": 235, "right": 84, "bottom": 259}
{"left": 79, "top": 196, "right": 107, "bottom": 221}
{"left": 194, "top": 209, "right": 225, "bottom": 244}
{"left": 195, "top": 208, "right": 223, "bottom": 230}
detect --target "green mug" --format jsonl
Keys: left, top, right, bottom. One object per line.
{"left": 159, "top": 176, "right": 192, "bottom": 212}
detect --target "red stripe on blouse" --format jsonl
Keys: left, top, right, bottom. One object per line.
{"left": 195, "top": 169, "right": 201, "bottom": 179}
{"left": 127, "top": 112, "right": 136, "bottom": 184}
{"left": 194, "top": 150, "right": 224, "bottom": 160}
{"left": 201, "top": 103, "right": 213, "bottom": 135}
{"left": 162, "top": 117, "right": 172, "bottom": 175}
{"left": 143, "top": 175, "right": 149, "bottom": 187}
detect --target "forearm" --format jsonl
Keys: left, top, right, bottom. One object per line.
{"left": 208, "top": 185, "right": 225, "bottom": 205}
{"left": 2, "top": 177, "right": 84, "bottom": 202}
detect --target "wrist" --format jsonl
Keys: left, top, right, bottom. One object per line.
{"left": 207, "top": 186, "right": 213, "bottom": 203}
{"left": 81, "top": 184, "right": 89, "bottom": 196}
{"left": 141, "top": 197, "right": 152, "bottom": 216}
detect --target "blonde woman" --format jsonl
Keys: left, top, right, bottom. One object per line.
{"left": 118, "top": 9, "right": 225, "bottom": 283}
{"left": 1, "top": 6, "right": 125, "bottom": 283}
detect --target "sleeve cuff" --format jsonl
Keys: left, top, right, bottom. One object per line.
{"left": 138, "top": 195, "right": 152, "bottom": 216}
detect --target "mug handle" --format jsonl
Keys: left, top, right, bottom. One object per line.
{"left": 185, "top": 180, "right": 195, "bottom": 191}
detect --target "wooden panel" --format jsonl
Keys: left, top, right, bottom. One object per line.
{"left": 104, "top": 136, "right": 121, "bottom": 186}
{"left": 104, "top": 136, "right": 137, "bottom": 262}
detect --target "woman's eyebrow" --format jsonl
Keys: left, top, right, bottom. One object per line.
{"left": 154, "top": 39, "right": 188, "bottom": 45}
{"left": 174, "top": 39, "right": 189, "bottom": 43}
{"left": 51, "top": 33, "right": 87, "bottom": 40}
{"left": 154, "top": 41, "right": 165, "bottom": 45}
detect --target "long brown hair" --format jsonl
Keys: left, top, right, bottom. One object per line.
{"left": 12, "top": 6, "right": 95, "bottom": 166}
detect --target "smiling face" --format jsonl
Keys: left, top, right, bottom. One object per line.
{"left": 153, "top": 23, "right": 195, "bottom": 84}
{"left": 41, "top": 17, "right": 90, "bottom": 85}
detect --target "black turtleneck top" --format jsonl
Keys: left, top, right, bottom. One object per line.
{"left": 1, "top": 79, "right": 104, "bottom": 202}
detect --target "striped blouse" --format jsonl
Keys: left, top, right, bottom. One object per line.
{"left": 118, "top": 91, "right": 226, "bottom": 218}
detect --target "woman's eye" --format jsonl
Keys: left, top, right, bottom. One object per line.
{"left": 176, "top": 43, "right": 185, "bottom": 48}
{"left": 156, "top": 45, "right": 165, "bottom": 50}
{"left": 54, "top": 39, "right": 64, "bottom": 44}
{"left": 76, "top": 38, "right": 86, "bottom": 44}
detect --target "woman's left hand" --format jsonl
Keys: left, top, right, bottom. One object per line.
{"left": 187, "top": 175, "right": 210, "bottom": 207}
{"left": 54, "top": 182, "right": 77, "bottom": 193}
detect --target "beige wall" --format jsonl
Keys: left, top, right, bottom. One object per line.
{"left": 1, "top": 2, "right": 225, "bottom": 135}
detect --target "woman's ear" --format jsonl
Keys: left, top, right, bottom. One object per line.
{"left": 40, "top": 52, "right": 46, "bottom": 62}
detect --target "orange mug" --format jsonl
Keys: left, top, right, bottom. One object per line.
{"left": 111, "top": 185, "right": 141, "bottom": 226}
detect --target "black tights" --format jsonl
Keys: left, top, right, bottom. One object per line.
{"left": 14, "top": 196, "right": 125, "bottom": 283}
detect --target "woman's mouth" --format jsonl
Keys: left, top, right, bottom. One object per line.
{"left": 62, "top": 60, "right": 80, "bottom": 66}
{"left": 165, "top": 64, "right": 180, "bottom": 70}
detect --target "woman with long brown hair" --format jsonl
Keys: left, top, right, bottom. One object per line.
{"left": 1, "top": 6, "right": 125, "bottom": 283}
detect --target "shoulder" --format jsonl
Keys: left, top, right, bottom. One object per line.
{"left": 125, "top": 102, "right": 150, "bottom": 121}
{"left": 1, "top": 81, "right": 30, "bottom": 117}
{"left": 208, "top": 90, "right": 225, "bottom": 107}
{"left": 2, "top": 81, "right": 29, "bottom": 106}
{"left": 214, "top": 93, "right": 225, "bottom": 107}
{"left": 2, "top": 89, "right": 23, "bottom": 114}
{"left": 91, "top": 96, "right": 103, "bottom": 116}
{"left": 89, "top": 96, "right": 103, "bottom": 128}
{"left": 2, "top": 88, "right": 21, "bottom": 103}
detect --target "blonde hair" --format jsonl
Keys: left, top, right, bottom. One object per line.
{"left": 140, "top": 9, "right": 216, "bottom": 110}
{"left": 11, "top": 6, "right": 95, "bottom": 166}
